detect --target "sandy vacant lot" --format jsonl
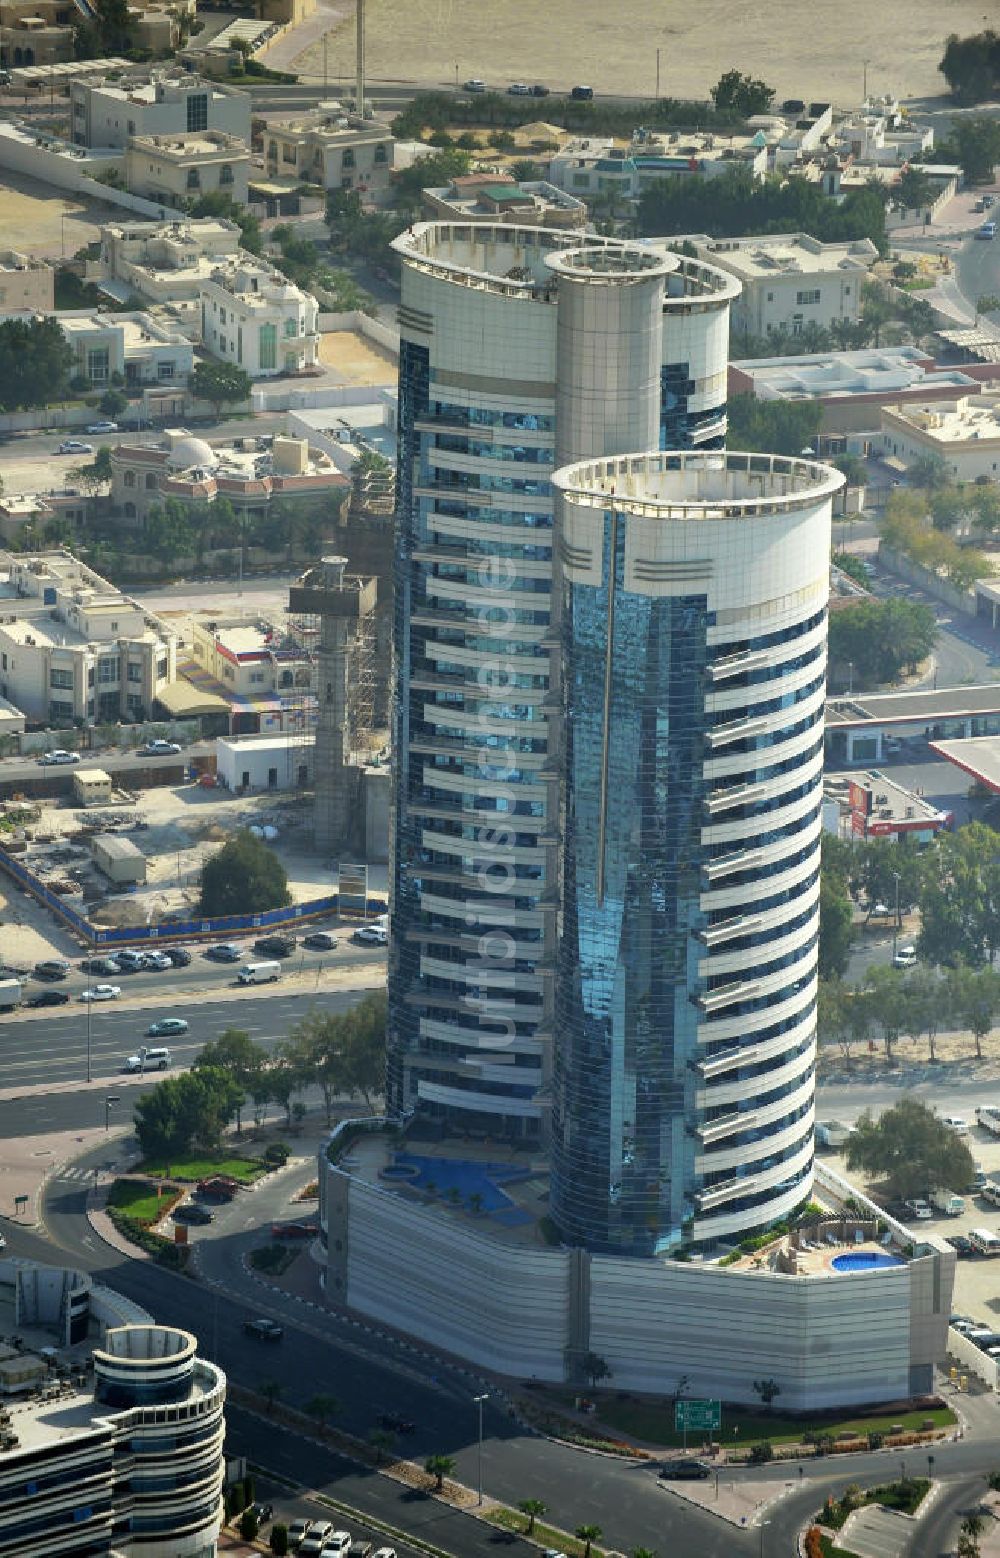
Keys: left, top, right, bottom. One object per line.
{"left": 292, "top": 0, "right": 993, "bottom": 108}
{"left": 0, "top": 167, "right": 115, "bottom": 261}
{"left": 318, "top": 328, "right": 397, "bottom": 385}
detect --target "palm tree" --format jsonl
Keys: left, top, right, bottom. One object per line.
{"left": 425, "top": 1454, "right": 456, "bottom": 1491}
{"left": 519, "top": 1499, "right": 547, "bottom": 1534}
{"left": 258, "top": 1380, "right": 283, "bottom": 1414}
{"left": 305, "top": 1393, "right": 340, "bottom": 1430}
{"left": 632, "top": 1548, "right": 657, "bottom": 1558}
{"left": 575, "top": 1524, "right": 602, "bottom": 1558}
{"left": 369, "top": 1428, "right": 395, "bottom": 1463}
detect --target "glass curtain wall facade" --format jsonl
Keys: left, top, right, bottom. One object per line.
{"left": 388, "top": 223, "right": 737, "bottom": 1140}
{"left": 551, "top": 450, "right": 843, "bottom": 1253}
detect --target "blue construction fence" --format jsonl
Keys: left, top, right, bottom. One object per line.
{"left": 0, "top": 847, "right": 387, "bottom": 949}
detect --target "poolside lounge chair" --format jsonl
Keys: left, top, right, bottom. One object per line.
{"left": 826, "top": 1232, "right": 838, "bottom": 1247}
{"left": 855, "top": 1228, "right": 864, "bottom": 1244}
{"left": 881, "top": 1230, "right": 893, "bottom": 1247}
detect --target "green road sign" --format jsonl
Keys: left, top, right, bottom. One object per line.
{"left": 674, "top": 1398, "right": 721, "bottom": 1431}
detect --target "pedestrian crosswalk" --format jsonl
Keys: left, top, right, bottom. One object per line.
{"left": 53, "top": 1167, "right": 92, "bottom": 1184}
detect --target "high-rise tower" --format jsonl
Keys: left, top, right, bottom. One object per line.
{"left": 550, "top": 449, "right": 843, "bottom": 1253}
{"left": 388, "top": 222, "right": 738, "bottom": 1139}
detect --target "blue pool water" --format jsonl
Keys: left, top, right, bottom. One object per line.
{"left": 393, "top": 1153, "right": 534, "bottom": 1224}
{"left": 831, "top": 1252, "right": 904, "bottom": 1272}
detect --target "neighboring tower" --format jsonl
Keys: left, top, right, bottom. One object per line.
{"left": 289, "top": 557, "right": 377, "bottom": 856}
{"left": 387, "top": 222, "right": 736, "bottom": 1140}
{"left": 550, "top": 449, "right": 843, "bottom": 1254}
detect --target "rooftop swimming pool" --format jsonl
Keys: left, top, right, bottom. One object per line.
{"left": 389, "top": 1153, "right": 535, "bottom": 1227}
{"left": 831, "top": 1252, "right": 904, "bottom": 1272}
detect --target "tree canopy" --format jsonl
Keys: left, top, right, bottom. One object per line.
{"left": 930, "top": 115, "right": 1000, "bottom": 183}
{"left": 939, "top": 32, "right": 1000, "bottom": 104}
{"left": 709, "top": 69, "right": 775, "bottom": 118}
{"left": 133, "top": 1066, "right": 244, "bottom": 1160}
{"left": 638, "top": 166, "right": 888, "bottom": 252}
{"left": 199, "top": 829, "right": 291, "bottom": 917}
{"left": 195, "top": 1027, "right": 268, "bottom": 1133}
{"left": 917, "top": 823, "right": 1000, "bottom": 968}
{"left": 819, "top": 835, "right": 853, "bottom": 980}
{"left": 282, "top": 990, "right": 386, "bottom": 1123}
{"left": 845, "top": 1096, "right": 974, "bottom": 1200}
{"left": 727, "top": 393, "right": 822, "bottom": 456}
{"left": 827, "top": 597, "right": 937, "bottom": 687}
{"left": 0, "top": 317, "right": 73, "bottom": 411}
{"left": 190, "top": 360, "right": 252, "bottom": 417}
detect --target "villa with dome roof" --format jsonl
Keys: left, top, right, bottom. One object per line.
{"left": 109, "top": 426, "right": 348, "bottom": 524}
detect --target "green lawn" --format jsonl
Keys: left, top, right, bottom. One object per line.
{"left": 135, "top": 1155, "right": 265, "bottom": 1184}
{"left": 819, "top": 1538, "right": 858, "bottom": 1558}
{"left": 485, "top": 1507, "right": 605, "bottom": 1558}
{"left": 587, "top": 1396, "right": 955, "bottom": 1449}
{"left": 107, "top": 1178, "right": 180, "bottom": 1225}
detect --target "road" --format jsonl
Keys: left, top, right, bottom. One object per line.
{"left": 955, "top": 225, "right": 1000, "bottom": 317}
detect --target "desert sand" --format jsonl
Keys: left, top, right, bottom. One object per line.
{"left": 290, "top": 0, "right": 994, "bottom": 110}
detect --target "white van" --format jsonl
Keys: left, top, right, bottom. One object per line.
{"left": 969, "top": 1227, "right": 1000, "bottom": 1256}
{"left": 123, "top": 1047, "right": 171, "bottom": 1073}
{"left": 237, "top": 961, "right": 281, "bottom": 985}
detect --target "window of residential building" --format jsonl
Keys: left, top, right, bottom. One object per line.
{"left": 220, "top": 164, "right": 233, "bottom": 186}
{"left": 157, "top": 657, "right": 167, "bottom": 678}
{"left": 124, "top": 501, "right": 137, "bottom": 518}
{"left": 259, "top": 322, "right": 277, "bottom": 371}
{"left": 50, "top": 668, "right": 73, "bottom": 689}
{"left": 87, "top": 347, "right": 110, "bottom": 383}
{"left": 374, "top": 143, "right": 387, "bottom": 163}
{"left": 342, "top": 148, "right": 355, "bottom": 169}
{"left": 796, "top": 289, "right": 821, "bottom": 305}
{"left": 49, "top": 699, "right": 73, "bottom": 719}
{"left": 98, "top": 656, "right": 120, "bottom": 683}
{"left": 282, "top": 144, "right": 297, "bottom": 164}
{"left": 127, "top": 693, "right": 143, "bottom": 711}
{"left": 157, "top": 362, "right": 174, "bottom": 381}
{"left": 341, "top": 175, "right": 353, "bottom": 189}
{"left": 237, "top": 325, "right": 242, "bottom": 364}
{"left": 187, "top": 168, "right": 201, "bottom": 191}
{"left": 284, "top": 317, "right": 297, "bottom": 337}
{"left": 284, "top": 352, "right": 297, "bottom": 371}
{"left": 124, "top": 470, "right": 136, "bottom": 488}
{"left": 186, "top": 93, "right": 208, "bottom": 133}
{"left": 127, "top": 662, "right": 142, "bottom": 683}
{"left": 268, "top": 141, "right": 277, "bottom": 160}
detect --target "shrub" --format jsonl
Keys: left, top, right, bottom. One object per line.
{"left": 226, "top": 1482, "right": 244, "bottom": 1519}
{"left": 264, "top": 1141, "right": 290, "bottom": 1167}
{"left": 240, "top": 1509, "right": 259, "bottom": 1541}
{"left": 749, "top": 1440, "right": 774, "bottom": 1464}
{"left": 271, "top": 1523, "right": 289, "bottom": 1556}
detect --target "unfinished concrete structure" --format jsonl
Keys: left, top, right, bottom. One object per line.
{"left": 289, "top": 557, "right": 377, "bottom": 856}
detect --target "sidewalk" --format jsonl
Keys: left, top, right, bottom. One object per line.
{"left": 659, "top": 1472, "right": 801, "bottom": 1529}
{"left": 0, "top": 1121, "right": 136, "bottom": 1228}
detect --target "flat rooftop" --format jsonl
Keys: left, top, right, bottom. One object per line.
{"left": 826, "top": 684, "right": 1000, "bottom": 727}
{"left": 846, "top": 768, "right": 949, "bottom": 827}
{"left": 883, "top": 395, "right": 1000, "bottom": 445}
{"left": 930, "top": 736, "right": 1000, "bottom": 794}
{"left": 732, "top": 347, "right": 976, "bottom": 400}
{"left": 696, "top": 231, "right": 878, "bottom": 277}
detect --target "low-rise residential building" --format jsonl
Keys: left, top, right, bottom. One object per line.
{"left": 730, "top": 346, "right": 983, "bottom": 439}
{"left": 422, "top": 172, "right": 586, "bottom": 229}
{"left": 58, "top": 308, "right": 194, "bottom": 388}
{"left": 546, "top": 131, "right": 768, "bottom": 200}
{"left": 0, "top": 250, "right": 53, "bottom": 311}
{"left": 184, "top": 614, "right": 316, "bottom": 735}
{"left": 109, "top": 428, "right": 347, "bottom": 522}
{"left": 0, "top": 548, "right": 177, "bottom": 724}
{"left": 689, "top": 231, "right": 878, "bottom": 338}
{"left": 261, "top": 107, "right": 393, "bottom": 199}
{"left": 126, "top": 129, "right": 250, "bottom": 207}
{"left": 70, "top": 68, "right": 250, "bottom": 149}
{"left": 880, "top": 394, "right": 1000, "bottom": 484}
{"left": 828, "top": 94, "right": 934, "bottom": 168}
{"left": 198, "top": 258, "right": 319, "bottom": 377}
{"left": 98, "top": 217, "right": 243, "bottom": 303}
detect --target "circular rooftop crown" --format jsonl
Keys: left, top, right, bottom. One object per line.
{"left": 166, "top": 436, "right": 218, "bottom": 472}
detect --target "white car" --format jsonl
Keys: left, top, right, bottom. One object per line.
{"left": 941, "top": 1115, "right": 970, "bottom": 1136}
{"left": 140, "top": 739, "right": 182, "bottom": 756}
{"left": 80, "top": 984, "right": 122, "bottom": 1002}
{"left": 903, "top": 1198, "right": 933, "bottom": 1220}
{"left": 57, "top": 439, "right": 94, "bottom": 455}
{"left": 86, "top": 420, "right": 119, "bottom": 434}
{"left": 38, "top": 749, "right": 80, "bottom": 766}
{"left": 893, "top": 946, "right": 917, "bottom": 968}
{"left": 319, "top": 1534, "right": 352, "bottom": 1558}
{"left": 353, "top": 924, "right": 388, "bottom": 946}
{"left": 143, "top": 951, "right": 173, "bottom": 972}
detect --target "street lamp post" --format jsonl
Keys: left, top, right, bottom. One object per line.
{"left": 105, "top": 1094, "right": 120, "bottom": 1131}
{"left": 656, "top": 47, "right": 661, "bottom": 100}
{"left": 927, "top": 1452, "right": 935, "bottom": 1481}
{"left": 86, "top": 994, "right": 93, "bottom": 1085}
{"left": 473, "top": 1393, "right": 488, "bottom": 1505}
{"left": 892, "top": 870, "right": 901, "bottom": 963}
{"left": 847, "top": 660, "right": 854, "bottom": 697}
{"left": 759, "top": 1518, "right": 771, "bottom": 1558}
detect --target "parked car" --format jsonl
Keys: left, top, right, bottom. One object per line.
{"left": 946, "top": 1234, "right": 975, "bottom": 1258}
{"left": 318, "top": 1533, "right": 351, "bottom": 1558}
{"left": 80, "top": 984, "right": 121, "bottom": 1002}
{"left": 38, "top": 749, "right": 80, "bottom": 765}
{"left": 253, "top": 934, "right": 297, "bottom": 957}
{"left": 173, "top": 1203, "right": 213, "bottom": 1225}
{"left": 57, "top": 439, "right": 94, "bottom": 455}
{"left": 146, "top": 1018, "right": 189, "bottom": 1037}
{"left": 81, "top": 956, "right": 116, "bottom": 973}
{"left": 197, "top": 1175, "right": 241, "bottom": 1201}
{"left": 289, "top": 1518, "right": 311, "bottom": 1548}
{"left": 205, "top": 943, "right": 243, "bottom": 962}
{"left": 659, "top": 1459, "right": 713, "bottom": 1480}
{"left": 302, "top": 1526, "right": 336, "bottom": 1557}
{"left": 347, "top": 1542, "right": 372, "bottom": 1558}
{"left": 114, "top": 950, "right": 149, "bottom": 973}
{"left": 507, "top": 81, "right": 531, "bottom": 94}
{"left": 531, "top": 83, "right": 550, "bottom": 96}
{"left": 303, "top": 930, "right": 338, "bottom": 951}
{"left": 164, "top": 947, "right": 192, "bottom": 967}
{"left": 34, "top": 959, "right": 70, "bottom": 980}
{"left": 463, "top": 78, "right": 486, "bottom": 92}
{"left": 376, "top": 1410, "right": 415, "bottom": 1434}
{"left": 139, "top": 739, "right": 182, "bottom": 756}
{"left": 85, "top": 420, "right": 119, "bottom": 433}
{"left": 941, "top": 1115, "right": 970, "bottom": 1135}
{"left": 252, "top": 1503, "right": 274, "bottom": 1525}
{"left": 243, "top": 1317, "right": 284, "bottom": 1340}
{"left": 352, "top": 925, "right": 388, "bottom": 946}
{"left": 903, "top": 1197, "right": 933, "bottom": 1220}
{"left": 571, "top": 83, "right": 594, "bottom": 99}
{"left": 25, "top": 990, "right": 70, "bottom": 1008}
{"left": 143, "top": 951, "right": 174, "bottom": 972}
{"left": 893, "top": 946, "right": 917, "bottom": 968}
{"left": 976, "top": 222, "right": 997, "bottom": 240}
